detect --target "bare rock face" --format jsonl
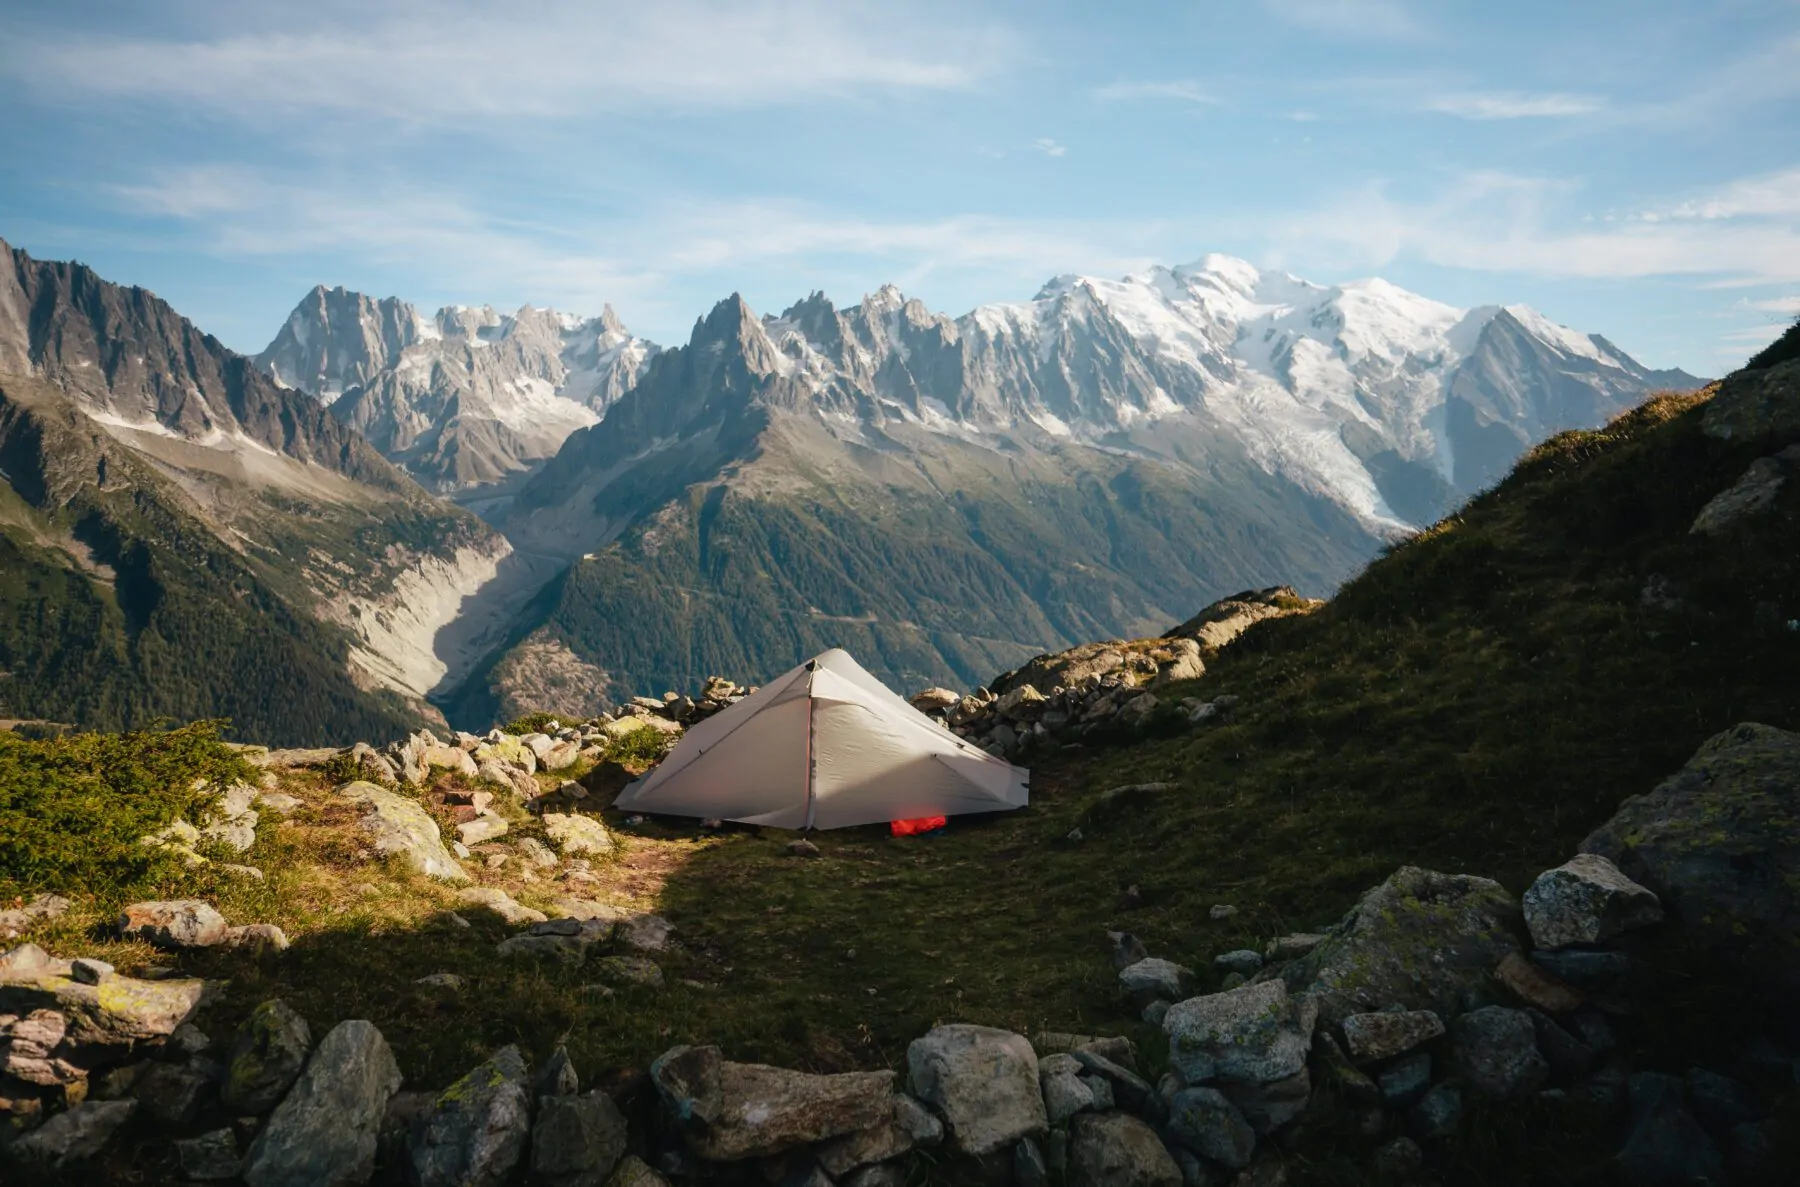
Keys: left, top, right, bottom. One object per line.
{"left": 1163, "top": 587, "right": 1321, "bottom": 650}
{"left": 651, "top": 1044, "right": 895, "bottom": 1161}
{"left": 907, "top": 1024, "right": 1046, "bottom": 1158}
{"left": 408, "top": 1044, "right": 533, "bottom": 1187}
{"left": 1522, "top": 854, "right": 1664, "bottom": 950}
{"left": 242, "top": 1019, "right": 403, "bottom": 1187}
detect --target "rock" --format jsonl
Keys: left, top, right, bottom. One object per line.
{"left": 910, "top": 687, "right": 961, "bottom": 713}
{"left": 0, "top": 967, "right": 204, "bottom": 1049}
{"left": 409, "top": 1044, "right": 533, "bottom": 1187}
{"left": 1339, "top": 1011, "right": 1444, "bottom": 1062}
{"left": 1492, "top": 951, "right": 1582, "bottom": 1013}
{"left": 1164, "top": 588, "right": 1318, "bottom": 650}
{"left": 222, "top": 999, "right": 312, "bottom": 1114}
{"left": 71, "top": 957, "right": 114, "bottom": 984}
{"left": 1162, "top": 979, "right": 1315, "bottom": 1086}
{"left": 1209, "top": 904, "right": 1237, "bottom": 921}
{"left": 1219, "top": 1068, "right": 1311, "bottom": 1136}
{"left": 1070, "top": 1050, "right": 1158, "bottom": 1119}
{"left": 1529, "top": 949, "right": 1633, "bottom": 991}
{"left": 1409, "top": 1082, "right": 1461, "bottom": 1140}
{"left": 134, "top": 1058, "right": 214, "bottom": 1124}
{"left": 338, "top": 781, "right": 470, "bottom": 883}
{"left": 1267, "top": 866, "right": 1520, "bottom": 1025}
{"left": 1039, "top": 1053, "right": 1100, "bottom": 1125}
{"left": 8, "top": 1098, "right": 136, "bottom": 1168}
{"left": 119, "top": 899, "right": 230, "bottom": 948}
{"left": 202, "top": 815, "right": 259, "bottom": 854}
{"left": 608, "top": 1154, "right": 671, "bottom": 1187}
{"left": 0, "top": 894, "right": 73, "bottom": 940}
{"left": 1371, "top": 1136, "right": 1423, "bottom": 1183}
{"left": 457, "top": 815, "right": 510, "bottom": 846}
{"left": 176, "top": 1127, "right": 244, "bottom": 1180}
{"left": 650, "top": 1044, "right": 894, "bottom": 1160}
{"left": 1582, "top": 723, "right": 1800, "bottom": 993}
{"left": 1522, "top": 854, "right": 1664, "bottom": 950}
{"left": 537, "top": 1047, "right": 580, "bottom": 1098}
{"left": 3, "top": 1008, "right": 78, "bottom": 1085}
{"left": 258, "top": 791, "right": 304, "bottom": 815}
{"left": 544, "top": 813, "right": 615, "bottom": 856}
{"left": 787, "top": 839, "right": 822, "bottom": 859}
{"left": 595, "top": 955, "right": 663, "bottom": 987}
{"left": 243, "top": 1019, "right": 403, "bottom": 1187}
{"left": 0, "top": 941, "right": 54, "bottom": 978}
{"left": 533, "top": 1091, "right": 629, "bottom": 1186}
{"left": 1451, "top": 1007, "right": 1548, "bottom": 1101}
{"left": 1685, "top": 1068, "right": 1758, "bottom": 1130}
{"left": 1165, "top": 1086, "right": 1255, "bottom": 1170}
{"left": 1692, "top": 456, "right": 1788, "bottom": 533}
{"left": 1081, "top": 1074, "right": 1115, "bottom": 1112}
{"left": 1310, "top": 1031, "right": 1379, "bottom": 1108}
{"left": 225, "top": 923, "right": 292, "bottom": 953}
{"left": 1015, "top": 1135, "right": 1050, "bottom": 1187}
{"left": 907, "top": 1024, "right": 1046, "bottom": 1157}
{"left": 1213, "top": 950, "right": 1262, "bottom": 977}
{"left": 1109, "top": 931, "right": 1149, "bottom": 970}
{"left": 615, "top": 913, "right": 675, "bottom": 953}
{"left": 1262, "top": 934, "right": 1326, "bottom": 962}
{"left": 1526, "top": 1010, "right": 1594, "bottom": 1080}
{"left": 815, "top": 1095, "right": 941, "bottom": 1175}
{"left": 516, "top": 837, "right": 560, "bottom": 869}
{"left": 416, "top": 973, "right": 466, "bottom": 992}
{"left": 497, "top": 934, "right": 591, "bottom": 967}
{"left": 455, "top": 887, "right": 548, "bottom": 926}
{"left": 1378, "top": 1053, "right": 1431, "bottom": 1108}
{"left": 1068, "top": 1112, "right": 1181, "bottom": 1187}
{"left": 1120, "top": 958, "right": 1192, "bottom": 1008}
{"left": 1615, "top": 1072, "right": 1725, "bottom": 1187}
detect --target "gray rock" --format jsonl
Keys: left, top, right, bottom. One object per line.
{"left": 1213, "top": 950, "right": 1262, "bottom": 977}
{"left": 1039, "top": 1053, "right": 1100, "bottom": 1126}
{"left": 1378, "top": 1053, "right": 1431, "bottom": 1108}
{"left": 1340, "top": 1010, "right": 1444, "bottom": 1062}
{"left": 846, "top": 1164, "right": 905, "bottom": 1187}
{"left": 457, "top": 815, "right": 510, "bottom": 846}
{"left": 1165, "top": 1086, "right": 1255, "bottom": 1169}
{"left": 338, "top": 781, "right": 470, "bottom": 882}
{"left": 1409, "top": 1082, "right": 1461, "bottom": 1140}
{"left": 243, "top": 1019, "right": 403, "bottom": 1187}
{"left": 1529, "top": 949, "right": 1632, "bottom": 990}
{"left": 497, "top": 934, "right": 591, "bottom": 967}
{"left": 1522, "top": 854, "right": 1664, "bottom": 950}
{"left": 455, "top": 887, "right": 547, "bottom": 926}
{"left": 0, "top": 894, "right": 72, "bottom": 941}
{"left": 538, "top": 1046, "right": 580, "bottom": 1099}
{"left": 1078, "top": 1036, "right": 1139, "bottom": 1071}
{"left": 532, "top": 1092, "right": 629, "bottom": 1187}
{"left": 815, "top": 1095, "right": 941, "bottom": 1175}
{"left": 8, "top": 1099, "right": 137, "bottom": 1168}
{"left": 595, "top": 955, "right": 663, "bottom": 987}
{"left": 615, "top": 913, "right": 675, "bottom": 953}
{"left": 1110, "top": 931, "right": 1150, "bottom": 970}
{"left": 176, "top": 1128, "right": 243, "bottom": 1180}
{"left": 1692, "top": 456, "right": 1788, "bottom": 533}
{"left": 1582, "top": 723, "right": 1800, "bottom": 993}
{"left": 133, "top": 1059, "right": 213, "bottom": 1125}
{"left": 417, "top": 972, "right": 466, "bottom": 991}
{"left": 650, "top": 1044, "right": 893, "bottom": 1160}
{"left": 0, "top": 965, "right": 204, "bottom": 1048}
{"left": 1141, "top": 1001, "right": 1171, "bottom": 1027}
{"left": 517, "top": 837, "right": 560, "bottom": 869}
{"left": 1068, "top": 1112, "right": 1182, "bottom": 1187}
{"left": 544, "top": 813, "right": 614, "bottom": 856}
{"left": 787, "top": 839, "right": 822, "bottom": 859}
{"left": 1703, "top": 357, "right": 1800, "bottom": 442}
{"left": 409, "top": 1044, "right": 532, "bottom": 1187}
{"left": 1209, "top": 904, "right": 1238, "bottom": 921}
{"left": 1526, "top": 1010, "right": 1594, "bottom": 1080}
{"left": 225, "top": 923, "right": 291, "bottom": 953}
{"left": 119, "top": 899, "right": 229, "bottom": 948}
{"left": 907, "top": 1024, "right": 1046, "bottom": 1157}
{"left": 1268, "top": 866, "right": 1520, "bottom": 1025}
{"left": 1262, "top": 934, "right": 1327, "bottom": 962}
{"left": 222, "top": 999, "right": 313, "bottom": 1113}
{"left": 1451, "top": 1007, "right": 1548, "bottom": 1101}
{"left": 71, "top": 957, "right": 115, "bottom": 984}
{"left": 1015, "top": 1136, "right": 1050, "bottom": 1187}
{"left": 1162, "top": 979, "right": 1315, "bottom": 1086}
{"left": 1219, "top": 1068, "right": 1311, "bottom": 1136}
{"left": 1081, "top": 1074, "right": 1115, "bottom": 1111}
{"left": 1070, "top": 1049, "right": 1158, "bottom": 1120}
{"left": 1615, "top": 1072, "right": 1724, "bottom": 1187}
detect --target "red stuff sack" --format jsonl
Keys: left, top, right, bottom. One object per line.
{"left": 890, "top": 815, "right": 947, "bottom": 837}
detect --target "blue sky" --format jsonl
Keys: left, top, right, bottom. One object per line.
{"left": 1, "top": 0, "right": 1796, "bottom": 375}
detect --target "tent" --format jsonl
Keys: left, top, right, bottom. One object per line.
{"left": 613, "top": 648, "right": 1029, "bottom": 829}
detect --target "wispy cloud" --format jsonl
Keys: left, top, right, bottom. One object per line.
{"left": 1032, "top": 138, "right": 1068, "bottom": 158}
{"left": 1744, "top": 295, "right": 1800, "bottom": 315}
{"left": 1659, "top": 168, "right": 1800, "bottom": 221}
{"left": 1425, "top": 91, "right": 1604, "bottom": 120}
{"left": 1094, "top": 80, "right": 1216, "bottom": 105}
{"left": 1260, "top": 0, "right": 1425, "bottom": 41}
{"left": 3, "top": 0, "right": 1016, "bottom": 122}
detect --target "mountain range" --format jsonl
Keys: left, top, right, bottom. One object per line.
{"left": 0, "top": 237, "right": 1702, "bottom": 737}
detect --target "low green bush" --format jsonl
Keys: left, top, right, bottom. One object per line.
{"left": 502, "top": 712, "right": 563, "bottom": 736}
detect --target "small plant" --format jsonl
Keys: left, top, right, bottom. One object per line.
{"left": 502, "top": 712, "right": 561, "bottom": 736}
{"left": 607, "top": 726, "right": 673, "bottom": 766}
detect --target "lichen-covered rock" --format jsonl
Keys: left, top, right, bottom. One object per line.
{"left": 544, "top": 813, "right": 614, "bottom": 856}
{"left": 1266, "top": 866, "right": 1521, "bottom": 1025}
{"left": 650, "top": 1044, "right": 894, "bottom": 1160}
{"left": 8, "top": 1099, "right": 136, "bottom": 1168}
{"left": 338, "top": 781, "right": 470, "bottom": 882}
{"left": 243, "top": 1019, "right": 403, "bottom": 1187}
{"left": 409, "top": 1044, "right": 533, "bottom": 1187}
{"left": 1522, "top": 854, "right": 1664, "bottom": 950}
{"left": 1162, "top": 979, "right": 1315, "bottom": 1086}
{"left": 1340, "top": 1010, "right": 1444, "bottom": 1062}
{"left": 907, "top": 1024, "right": 1046, "bottom": 1157}
{"left": 1581, "top": 723, "right": 1800, "bottom": 993}
{"left": 1451, "top": 1007, "right": 1548, "bottom": 1102}
{"left": 533, "top": 1091, "right": 629, "bottom": 1187}
{"left": 1165, "top": 1086, "right": 1255, "bottom": 1170}
{"left": 1119, "top": 958, "right": 1192, "bottom": 1009}
{"left": 608, "top": 1155, "right": 670, "bottom": 1187}
{"left": 222, "top": 999, "right": 312, "bottom": 1113}
{"left": 1068, "top": 1112, "right": 1182, "bottom": 1187}
{"left": 0, "top": 967, "right": 204, "bottom": 1047}
{"left": 119, "top": 899, "right": 229, "bottom": 949}
{"left": 594, "top": 955, "right": 663, "bottom": 987}
{"left": 455, "top": 887, "right": 547, "bottom": 926}
{"left": 1039, "top": 1053, "right": 1101, "bottom": 1125}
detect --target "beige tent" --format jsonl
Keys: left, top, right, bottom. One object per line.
{"left": 613, "top": 648, "right": 1029, "bottom": 829}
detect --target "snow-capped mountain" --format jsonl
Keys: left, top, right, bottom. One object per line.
{"left": 256, "top": 287, "right": 658, "bottom": 492}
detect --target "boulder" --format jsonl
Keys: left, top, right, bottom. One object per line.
{"left": 3, "top": 1008, "right": 80, "bottom": 1085}
{"left": 176, "top": 1128, "right": 244, "bottom": 1180}
{"left": 1119, "top": 958, "right": 1191, "bottom": 1008}
{"left": 1, "top": 969, "right": 204, "bottom": 1049}
{"left": 1451, "top": 1007, "right": 1548, "bottom": 1102}
{"left": 222, "top": 998, "right": 313, "bottom": 1113}
{"left": 119, "top": 899, "right": 229, "bottom": 949}
{"left": 497, "top": 934, "right": 591, "bottom": 967}
{"left": 1614, "top": 1072, "right": 1725, "bottom": 1187}
{"left": 907, "top": 1024, "right": 1046, "bottom": 1157}
{"left": 1016, "top": 1135, "right": 1050, "bottom": 1187}
{"left": 338, "top": 781, "right": 470, "bottom": 883}
{"left": 1068, "top": 1112, "right": 1182, "bottom": 1187}
{"left": 1522, "top": 854, "right": 1664, "bottom": 950}
{"left": 595, "top": 955, "right": 663, "bottom": 987}
{"left": 615, "top": 913, "right": 675, "bottom": 953}
{"left": 1339, "top": 1010, "right": 1444, "bottom": 1062}
{"left": 409, "top": 1044, "right": 533, "bottom": 1187}
{"left": 243, "top": 1019, "right": 403, "bottom": 1187}
{"left": 1068, "top": 1049, "right": 1158, "bottom": 1119}
{"left": 1702, "top": 358, "right": 1800, "bottom": 443}
{"left": 1266, "top": 866, "right": 1520, "bottom": 1025}
{"left": 544, "top": 813, "right": 615, "bottom": 856}
{"left": 537, "top": 1047, "right": 580, "bottom": 1098}
{"left": 1162, "top": 979, "right": 1315, "bottom": 1086}
{"left": 649, "top": 1044, "right": 894, "bottom": 1160}
{"left": 542, "top": 741, "right": 583, "bottom": 772}
{"left": 1213, "top": 950, "right": 1262, "bottom": 977}
{"left": 0, "top": 894, "right": 72, "bottom": 941}
{"left": 225, "top": 923, "right": 291, "bottom": 953}
{"left": 609, "top": 1155, "right": 671, "bottom": 1187}
{"left": 1409, "top": 1082, "right": 1462, "bottom": 1140}
{"left": 134, "top": 1060, "right": 214, "bottom": 1124}
{"left": 1691, "top": 456, "right": 1788, "bottom": 534}
{"left": 815, "top": 1095, "right": 941, "bottom": 1175}
{"left": 457, "top": 815, "right": 510, "bottom": 846}
{"left": 455, "top": 887, "right": 547, "bottom": 926}
{"left": 7, "top": 1098, "right": 136, "bottom": 1168}
{"left": 1581, "top": 723, "right": 1800, "bottom": 993}
{"left": 1220, "top": 1068, "right": 1312, "bottom": 1136}
{"left": 1039, "top": 1053, "right": 1101, "bottom": 1125}
{"left": 1378, "top": 1053, "right": 1431, "bottom": 1108}
{"left": 1164, "top": 1086, "right": 1255, "bottom": 1170}
{"left": 533, "top": 1091, "right": 629, "bottom": 1187}
{"left": 1163, "top": 587, "right": 1319, "bottom": 650}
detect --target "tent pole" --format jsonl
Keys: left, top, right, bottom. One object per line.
{"left": 804, "top": 662, "right": 818, "bottom": 831}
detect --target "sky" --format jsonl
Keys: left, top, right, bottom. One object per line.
{"left": 1, "top": 0, "right": 1797, "bottom": 375}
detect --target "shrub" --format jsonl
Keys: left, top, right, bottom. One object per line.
{"left": 0, "top": 721, "right": 252, "bottom": 899}
{"left": 502, "top": 712, "right": 562, "bottom": 736}
{"left": 607, "top": 726, "right": 673, "bottom": 765}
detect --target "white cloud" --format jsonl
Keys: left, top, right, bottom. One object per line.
{"left": 4, "top": 0, "right": 1015, "bottom": 122}
{"left": 1663, "top": 168, "right": 1800, "bottom": 221}
{"left": 1260, "top": 0, "right": 1424, "bottom": 41}
{"left": 1743, "top": 295, "right": 1800, "bottom": 315}
{"left": 1425, "top": 92, "right": 1604, "bottom": 120}
{"left": 1094, "top": 80, "right": 1215, "bottom": 104}
{"left": 1033, "top": 138, "right": 1068, "bottom": 157}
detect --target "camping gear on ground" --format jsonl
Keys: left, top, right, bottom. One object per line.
{"left": 889, "top": 815, "right": 948, "bottom": 837}
{"left": 613, "top": 649, "right": 1029, "bottom": 829}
